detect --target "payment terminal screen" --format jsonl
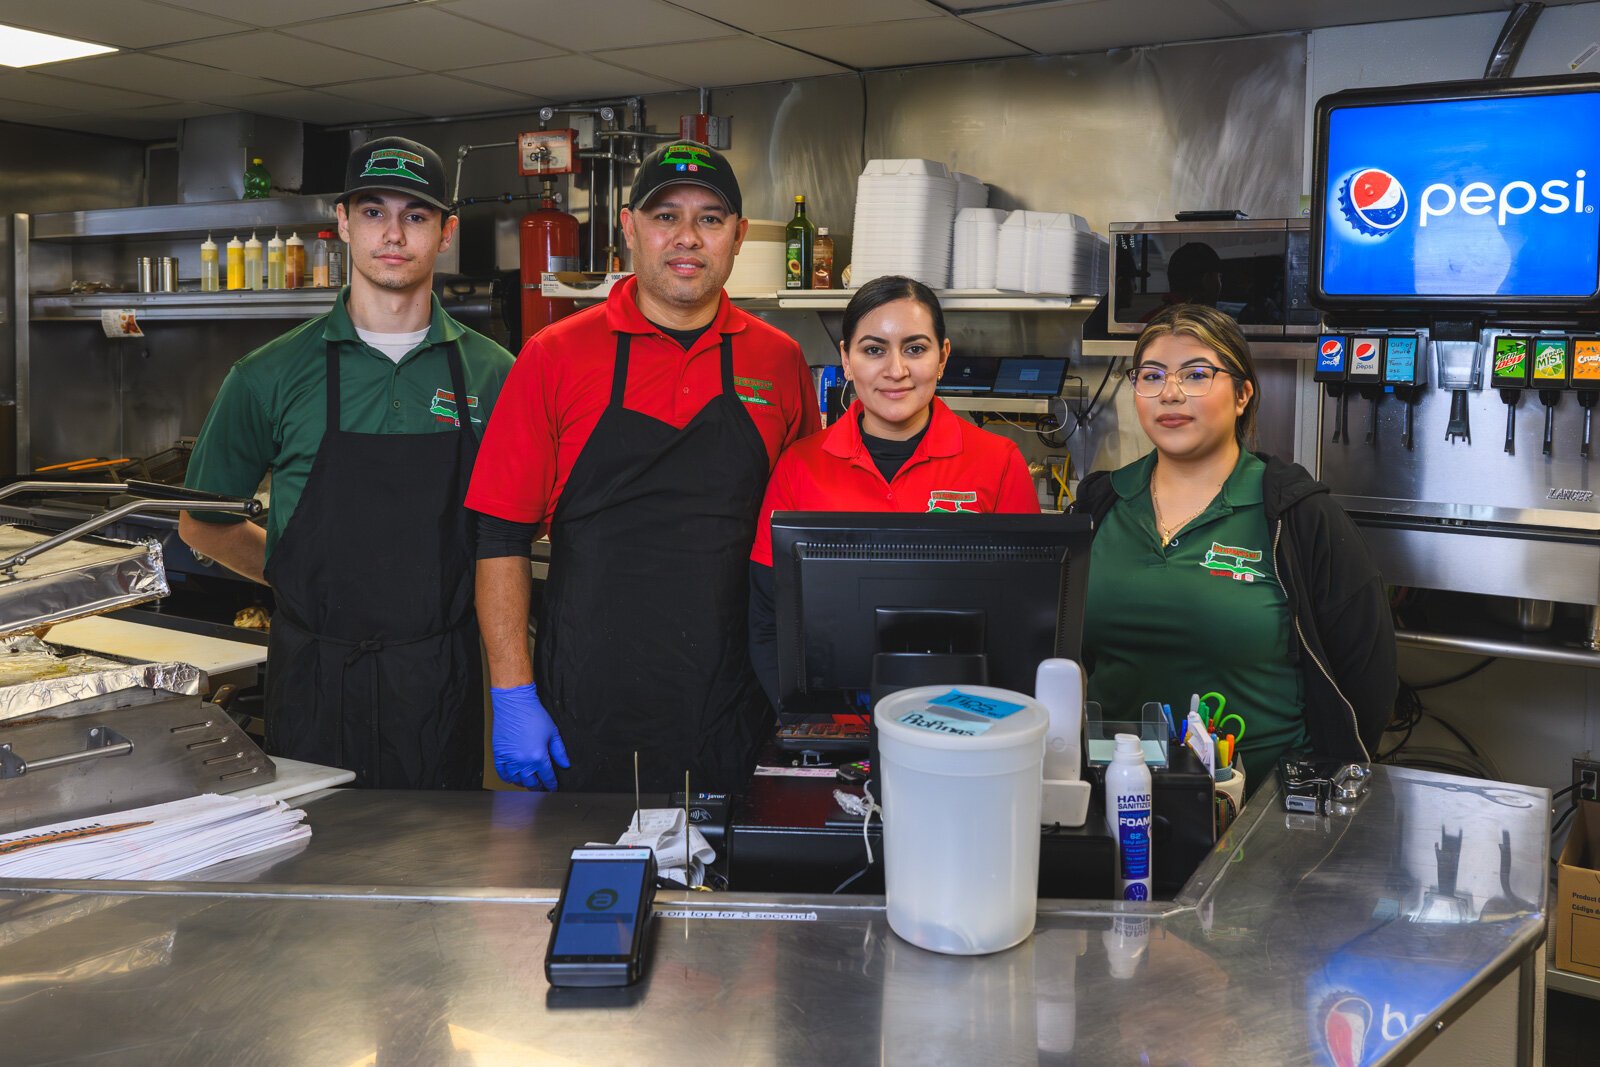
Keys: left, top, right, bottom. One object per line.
{"left": 1318, "top": 89, "right": 1600, "bottom": 300}
{"left": 993, "top": 357, "right": 1069, "bottom": 396}
{"left": 551, "top": 859, "right": 646, "bottom": 956}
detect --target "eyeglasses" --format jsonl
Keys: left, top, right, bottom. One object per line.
{"left": 1125, "top": 364, "right": 1242, "bottom": 398}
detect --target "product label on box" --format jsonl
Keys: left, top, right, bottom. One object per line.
{"left": 928, "top": 689, "right": 1025, "bottom": 720}
{"left": 896, "top": 709, "right": 993, "bottom": 737}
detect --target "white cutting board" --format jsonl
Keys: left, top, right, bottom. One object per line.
{"left": 232, "top": 757, "right": 355, "bottom": 802}
{"left": 46, "top": 616, "right": 267, "bottom": 676}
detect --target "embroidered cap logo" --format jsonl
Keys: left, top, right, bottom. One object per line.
{"left": 360, "top": 148, "right": 429, "bottom": 185}
{"left": 660, "top": 143, "right": 715, "bottom": 173}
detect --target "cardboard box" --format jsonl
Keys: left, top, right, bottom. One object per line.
{"left": 1555, "top": 799, "right": 1600, "bottom": 979}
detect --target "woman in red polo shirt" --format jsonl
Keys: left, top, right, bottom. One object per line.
{"left": 747, "top": 274, "right": 1040, "bottom": 706}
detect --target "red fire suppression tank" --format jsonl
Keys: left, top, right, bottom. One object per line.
{"left": 520, "top": 181, "right": 580, "bottom": 342}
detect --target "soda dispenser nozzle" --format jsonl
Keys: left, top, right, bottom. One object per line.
{"left": 1531, "top": 337, "right": 1570, "bottom": 457}
{"left": 1432, "top": 336, "right": 1481, "bottom": 444}
{"left": 1314, "top": 334, "right": 1352, "bottom": 446}
{"left": 1572, "top": 337, "right": 1600, "bottom": 459}
{"left": 1490, "top": 335, "right": 1532, "bottom": 455}
{"left": 1381, "top": 334, "right": 1426, "bottom": 451}
{"left": 1347, "top": 337, "right": 1384, "bottom": 445}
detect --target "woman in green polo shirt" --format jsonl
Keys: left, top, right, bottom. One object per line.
{"left": 1074, "top": 304, "right": 1395, "bottom": 791}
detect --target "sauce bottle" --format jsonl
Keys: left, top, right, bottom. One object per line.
{"left": 266, "top": 231, "right": 286, "bottom": 290}
{"left": 244, "top": 233, "right": 263, "bottom": 291}
{"left": 226, "top": 235, "right": 245, "bottom": 290}
{"left": 285, "top": 232, "right": 305, "bottom": 289}
{"left": 811, "top": 227, "right": 834, "bottom": 290}
{"left": 200, "top": 234, "right": 220, "bottom": 292}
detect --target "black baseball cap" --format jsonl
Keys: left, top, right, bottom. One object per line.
{"left": 341, "top": 136, "right": 453, "bottom": 214}
{"left": 627, "top": 140, "right": 741, "bottom": 217}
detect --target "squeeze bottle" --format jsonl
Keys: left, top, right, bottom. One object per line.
{"left": 285, "top": 232, "right": 305, "bottom": 289}
{"left": 244, "top": 233, "right": 263, "bottom": 291}
{"left": 266, "top": 231, "right": 285, "bottom": 290}
{"left": 225, "top": 235, "right": 245, "bottom": 291}
{"left": 200, "top": 234, "right": 219, "bottom": 292}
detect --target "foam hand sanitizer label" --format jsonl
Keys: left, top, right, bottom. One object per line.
{"left": 1113, "top": 793, "right": 1152, "bottom": 900}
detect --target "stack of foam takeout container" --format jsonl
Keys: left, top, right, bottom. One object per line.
{"left": 849, "top": 158, "right": 960, "bottom": 289}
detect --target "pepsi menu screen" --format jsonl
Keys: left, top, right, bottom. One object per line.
{"left": 1312, "top": 76, "right": 1600, "bottom": 308}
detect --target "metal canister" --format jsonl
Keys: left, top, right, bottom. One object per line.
{"left": 137, "top": 256, "right": 158, "bottom": 293}
{"left": 158, "top": 256, "right": 179, "bottom": 292}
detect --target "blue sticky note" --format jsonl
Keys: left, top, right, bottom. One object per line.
{"left": 897, "top": 709, "right": 995, "bottom": 738}
{"left": 929, "top": 689, "right": 1025, "bottom": 720}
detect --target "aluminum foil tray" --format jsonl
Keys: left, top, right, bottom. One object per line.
{"left": 0, "top": 525, "right": 169, "bottom": 639}
{"left": 0, "top": 637, "right": 201, "bottom": 723}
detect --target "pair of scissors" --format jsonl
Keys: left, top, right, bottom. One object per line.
{"left": 1199, "top": 691, "right": 1246, "bottom": 741}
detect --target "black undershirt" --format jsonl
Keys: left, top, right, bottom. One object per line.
{"left": 473, "top": 317, "right": 717, "bottom": 560}
{"left": 860, "top": 407, "right": 932, "bottom": 484}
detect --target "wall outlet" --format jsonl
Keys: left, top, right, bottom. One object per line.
{"left": 1575, "top": 757, "right": 1600, "bottom": 802}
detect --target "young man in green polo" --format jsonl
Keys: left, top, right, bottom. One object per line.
{"left": 180, "top": 136, "right": 514, "bottom": 789}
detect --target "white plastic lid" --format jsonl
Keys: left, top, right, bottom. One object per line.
{"left": 245, "top": 233, "right": 261, "bottom": 248}
{"left": 201, "top": 234, "right": 217, "bottom": 250}
{"left": 875, "top": 684, "right": 1048, "bottom": 752}
{"left": 286, "top": 232, "right": 303, "bottom": 245}
{"left": 817, "top": 227, "right": 829, "bottom": 236}
{"left": 227, "top": 235, "right": 243, "bottom": 247}
{"left": 267, "top": 231, "right": 283, "bottom": 248}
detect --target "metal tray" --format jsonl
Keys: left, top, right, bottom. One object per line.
{"left": 0, "top": 637, "right": 201, "bottom": 723}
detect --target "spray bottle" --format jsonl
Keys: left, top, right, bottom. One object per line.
{"left": 1105, "top": 733, "right": 1153, "bottom": 900}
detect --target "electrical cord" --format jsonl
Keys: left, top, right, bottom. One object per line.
{"left": 1063, "top": 358, "right": 1121, "bottom": 443}
{"left": 1408, "top": 657, "right": 1497, "bottom": 691}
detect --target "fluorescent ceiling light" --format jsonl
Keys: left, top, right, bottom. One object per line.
{"left": 0, "top": 24, "right": 116, "bottom": 68}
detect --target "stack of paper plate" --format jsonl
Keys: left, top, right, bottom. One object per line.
{"left": 725, "top": 218, "right": 786, "bottom": 296}
{"left": 951, "top": 208, "right": 1008, "bottom": 289}
{"left": 849, "top": 159, "right": 957, "bottom": 289}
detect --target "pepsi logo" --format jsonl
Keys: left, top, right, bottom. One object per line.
{"left": 1338, "top": 168, "right": 1409, "bottom": 236}
{"left": 1318, "top": 337, "right": 1346, "bottom": 370}
{"left": 1353, "top": 341, "right": 1378, "bottom": 363}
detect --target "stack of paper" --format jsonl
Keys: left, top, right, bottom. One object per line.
{"left": 0, "top": 794, "right": 310, "bottom": 881}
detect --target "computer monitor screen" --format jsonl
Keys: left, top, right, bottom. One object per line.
{"left": 993, "top": 357, "right": 1070, "bottom": 397}
{"left": 1311, "top": 73, "right": 1600, "bottom": 310}
{"left": 938, "top": 355, "right": 999, "bottom": 395}
{"left": 770, "top": 512, "right": 1092, "bottom": 717}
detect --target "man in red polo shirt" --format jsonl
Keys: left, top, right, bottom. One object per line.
{"left": 467, "top": 142, "right": 819, "bottom": 792}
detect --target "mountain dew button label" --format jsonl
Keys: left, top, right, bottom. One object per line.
{"left": 1573, "top": 339, "right": 1600, "bottom": 383}
{"left": 1492, "top": 336, "right": 1529, "bottom": 382}
{"left": 929, "top": 689, "right": 1026, "bottom": 720}
{"left": 1533, "top": 339, "right": 1569, "bottom": 382}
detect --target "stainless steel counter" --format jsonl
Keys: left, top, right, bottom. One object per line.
{"left": 0, "top": 765, "right": 1549, "bottom": 1066}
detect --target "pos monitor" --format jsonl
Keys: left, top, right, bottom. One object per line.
{"left": 1310, "top": 73, "right": 1600, "bottom": 313}
{"left": 770, "top": 512, "right": 1093, "bottom": 718}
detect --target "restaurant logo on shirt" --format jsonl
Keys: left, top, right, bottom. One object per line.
{"left": 430, "top": 388, "right": 482, "bottom": 425}
{"left": 1200, "top": 541, "right": 1268, "bottom": 582}
{"left": 927, "top": 490, "right": 978, "bottom": 513}
{"left": 734, "top": 376, "right": 774, "bottom": 406}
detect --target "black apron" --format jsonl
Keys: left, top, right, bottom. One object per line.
{"left": 537, "top": 331, "right": 771, "bottom": 792}
{"left": 263, "top": 340, "right": 483, "bottom": 789}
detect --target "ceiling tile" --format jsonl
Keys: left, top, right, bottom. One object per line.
{"left": 219, "top": 87, "right": 421, "bottom": 124}
{"left": 0, "top": 70, "right": 174, "bottom": 110}
{"left": 42, "top": 113, "right": 182, "bottom": 140}
{"left": 0, "top": 99, "right": 77, "bottom": 122}
{"left": 0, "top": 0, "right": 248, "bottom": 50}
{"left": 47, "top": 53, "right": 284, "bottom": 99}
{"left": 771, "top": 17, "right": 1028, "bottom": 68}
{"left": 1224, "top": 0, "right": 1505, "bottom": 33}
{"left": 452, "top": 53, "right": 684, "bottom": 99}
{"left": 122, "top": 100, "right": 237, "bottom": 120}
{"left": 967, "top": 0, "right": 1250, "bottom": 54}
{"left": 153, "top": 0, "right": 413, "bottom": 31}
{"left": 665, "top": 0, "right": 944, "bottom": 33}
{"left": 441, "top": 0, "right": 729, "bottom": 51}
{"left": 321, "top": 72, "right": 534, "bottom": 115}
{"left": 594, "top": 36, "right": 848, "bottom": 87}
{"left": 155, "top": 31, "right": 415, "bottom": 87}
{"left": 290, "top": 6, "right": 564, "bottom": 71}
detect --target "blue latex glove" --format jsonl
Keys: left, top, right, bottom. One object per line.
{"left": 491, "top": 683, "right": 570, "bottom": 790}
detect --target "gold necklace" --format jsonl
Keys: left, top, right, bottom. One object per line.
{"left": 1150, "top": 477, "right": 1220, "bottom": 546}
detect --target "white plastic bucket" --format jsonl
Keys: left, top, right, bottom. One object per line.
{"left": 874, "top": 684, "right": 1048, "bottom": 955}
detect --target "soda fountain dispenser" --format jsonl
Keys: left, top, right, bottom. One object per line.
{"left": 1348, "top": 335, "right": 1384, "bottom": 444}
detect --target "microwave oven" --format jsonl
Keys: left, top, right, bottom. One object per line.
{"left": 1106, "top": 219, "right": 1319, "bottom": 338}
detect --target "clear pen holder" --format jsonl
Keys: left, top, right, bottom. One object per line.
{"left": 1084, "top": 700, "right": 1168, "bottom": 767}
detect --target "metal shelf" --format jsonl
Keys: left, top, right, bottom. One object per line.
{"left": 31, "top": 289, "right": 339, "bottom": 322}
{"left": 761, "top": 289, "right": 1100, "bottom": 312}
{"left": 29, "top": 196, "right": 343, "bottom": 241}
{"left": 1396, "top": 629, "right": 1600, "bottom": 669}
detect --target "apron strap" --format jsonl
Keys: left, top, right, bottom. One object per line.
{"left": 325, "top": 341, "right": 342, "bottom": 430}
{"left": 445, "top": 341, "right": 475, "bottom": 441}
{"left": 719, "top": 333, "right": 736, "bottom": 399}
{"left": 610, "top": 332, "right": 632, "bottom": 407}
